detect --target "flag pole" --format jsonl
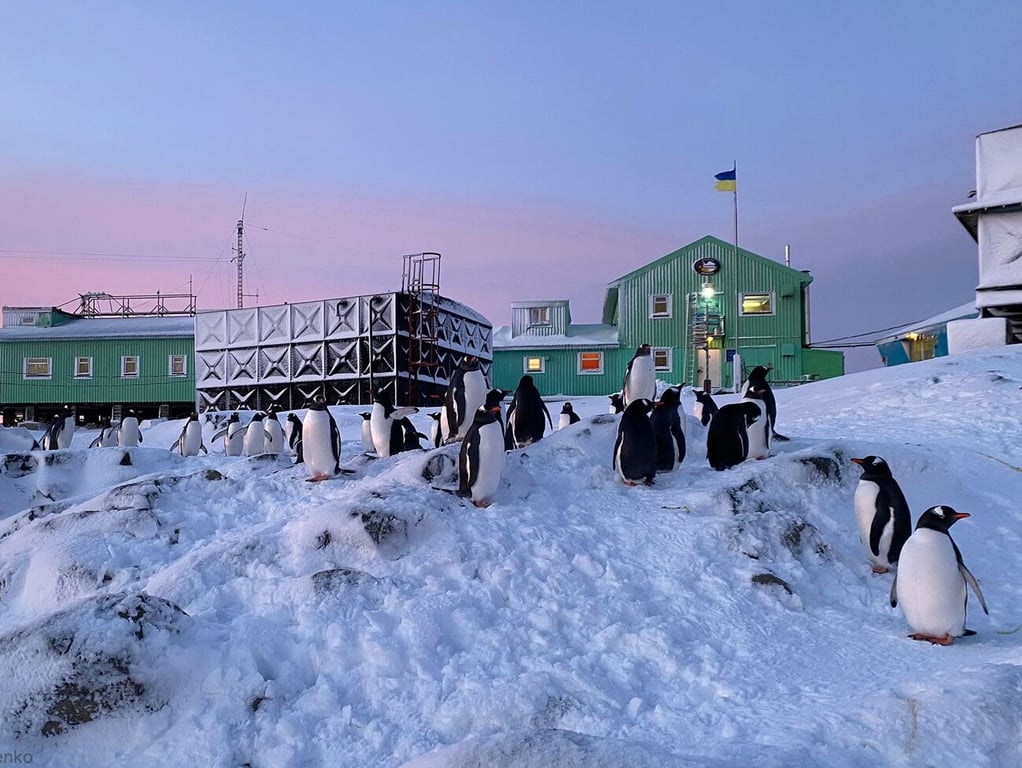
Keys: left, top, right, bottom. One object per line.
{"left": 732, "top": 160, "right": 740, "bottom": 391}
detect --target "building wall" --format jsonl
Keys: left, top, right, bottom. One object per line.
{"left": 493, "top": 347, "right": 631, "bottom": 398}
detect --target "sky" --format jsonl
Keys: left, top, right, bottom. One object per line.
{"left": 1, "top": 1, "right": 1020, "bottom": 371}
{"left": 1, "top": 345, "right": 1021, "bottom": 766}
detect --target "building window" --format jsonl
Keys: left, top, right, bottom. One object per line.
{"left": 169, "top": 354, "right": 187, "bottom": 377}
{"left": 122, "top": 355, "right": 140, "bottom": 378}
{"left": 528, "top": 306, "right": 550, "bottom": 326}
{"left": 650, "top": 294, "right": 672, "bottom": 318}
{"left": 24, "top": 357, "right": 51, "bottom": 379}
{"left": 578, "top": 351, "right": 604, "bottom": 375}
{"left": 19, "top": 315, "right": 36, "bottom": 326}
{"left": 741, "top": 292, "right": 775, "bottom": 315}
{"left": 524, "top": 356, "right": 545, "bottom": 374}
{"left": 74, "top": 357, "right": 93, "bottom": 378}
{"left": 653, "top": 347, "right": 672, "bottom": 371}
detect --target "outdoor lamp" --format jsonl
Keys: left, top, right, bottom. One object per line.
{"left": 701, "top": 282, "right": 716, "bottom": 300}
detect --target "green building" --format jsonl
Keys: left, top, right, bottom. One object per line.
{"left": 0, "top": 307, "right": 196, "bottom": 426}
{"left": 492, "top": 235, "right": 844, "bottom": 396}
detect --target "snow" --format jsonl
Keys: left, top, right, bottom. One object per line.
{"left": 1, "top": 346, "right": 1022, "bottom": 767}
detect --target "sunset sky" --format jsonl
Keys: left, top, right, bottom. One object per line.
{"left": 2, "top": 1, "right": 1019, "bottom": 370}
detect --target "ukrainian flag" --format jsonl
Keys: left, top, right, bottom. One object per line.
{"left": 714, "top": 167, "right": 736, "bottom": 192}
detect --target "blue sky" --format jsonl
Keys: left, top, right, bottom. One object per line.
{"left": 2, "top": 1, "right": 1019, "bottom": 370}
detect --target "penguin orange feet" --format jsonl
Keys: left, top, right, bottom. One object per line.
{"left": 871, "top": 565, "right": 890, "bottom": 574}
{"left": 473, "top": 499, "right": 492, "bottom": 508}
{"left": 908, "top": 632, "right": 954, "bottom": 646}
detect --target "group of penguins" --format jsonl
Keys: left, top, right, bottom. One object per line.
{"left": 37, "top": 405, "right": 144, "bottom": 450}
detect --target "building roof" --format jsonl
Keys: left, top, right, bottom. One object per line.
{"left": 493, "top": 323, "right": 619, "bottom": 349}
{"left": 0, "top": 315, "right": 195, "bottom": 340}
{"left": 875, "top": 302, "right": 977, "bottom": 344}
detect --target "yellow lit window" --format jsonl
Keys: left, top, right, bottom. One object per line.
{"left": 524, "top": 356, "right": 545, "bottom": 374}
{"left": 653, "top": 348, "right": 671, "bottom": 371}
{"left": 741, "top": 292, "right": 774, "bottom": 315}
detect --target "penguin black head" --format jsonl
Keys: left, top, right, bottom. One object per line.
{"left": 623, "top": 398, "right": 655, "bottom": 416}
{"left": 747, "top": 366, "right": 772, "bottom": 384}
{"left": 657, "top": 387, "right": 681, "bottom": 407}
{"left": 358, "top": 412, "right": 372, "bottom": 421}
{"left": 460, "top": 355, "right": 481, "bottom": 370}
{"left": 188, "top": 411, "right": 199, "bottom": 421}
{"left": 851, "top": 455, "right": 893, "bottom": 480}
{"left": 609, "top": 393, "right": 624, "bottom": 413}
{"left": 916, "top": 505, "right": 971, "bottom": 533}
{"left": 428, "top": 411, "right": 442, "bottom": 422}
{"left": 743, "top": 386, "right": 767, "bottom": 401}
{"left": 484, "top": 389, "right": 507, "bottom": 409}
{"left": 374, "top": 388, "right": 395, "bottom": 408}
{"left": 518, "top": 375, "right": 535, "bottom": 387}
{"left": 635, "top": 344, "right": 652, "bottom": 356}
{"left": 227, "top": 412, "right": 240, "bottom": 423}
{"left": 561, "top": 402, "right": 575, "bottom": 414}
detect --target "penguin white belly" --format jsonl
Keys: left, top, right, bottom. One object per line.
{"left": 370, "top": 404, "right": 392, "bottom": 457}
{"left": 742, "top": 400, "right": 770, "bottom": 460}
{"left": 243, "top": 425, "right": 265, "bottom": 456}
{"left": 57, "top": 417, "right": 76, "bottom": 450}
{"left": 558, "top": 413, "right": 571, "bottom": 430}
{"left": 181, "top": 424, "right": 203, "bottom": 456}
{"left": 896, "top": 530, "right": 967, "bottom": 637}
{"left": 119, "top": 420, "right": 141, "bottom": 447}
{"left": 471, "top": 422, "right": 505, "bottom": 503}
{"left": 303, "top": 412, "right": 337, "bottom": 478}
{"left": 226, "top": 424, "right": 245, "bottom": 456}
{"left": 430, "top": 418, "right": 440, "bottom": 448}
{"left": 264, "top": 420, "right": 284, "bottom": 454}
{"left": 853, "top": 481, "right": 894, "bottom": 568}
{"left": 361, "top": 420, "right": 376, "bottom": 453}
{"left": 458, "top": 373, "right": 488, "bottom": 438}
{"left": 623, "top": 363, "right": 655, "bottom": 406}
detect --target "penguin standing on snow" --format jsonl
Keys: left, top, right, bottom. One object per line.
{"left": 612, "top": 398, "right": 658, "bottom": 486}
{"left": 285, "top": 413, "right": 304, "bottom": 463}
{"left": 215, "top": 412, "right": 245, "bottom": 456}
{"left": 891, "top": 505, "right": 988, "bottom": 645}
{"left": 442, "top": 355, "right": 488, "bottom": 442}
{"left": 650, "top": 387, "right": 686, "bottom": 472}
{"left": 41, "top": 413, "right": 65, "bottom": 450}
{"left": 357, "top": 412, "right": 376, "bottom": 454}
{"left": 742, "top": 365, "right": 787, "bottom": 441}
{"left": 851, "top": 456, "right": 912, "bottom": 574}
{"left": 170, "top": 412, "right": 208, "bottom": 457}
{"left": 88, "top": 417, "right": 119, "bottom": 448}
{"left": 621, "top": 344, "right": 656, "bottom": 408}
{"left": 243, "top": 412, "right": 268, "bottom": 456}
{"left": 505, "top": 375, "right": 552, "bottom": 449}
{"left": 693, "top": 390, "right": 719, "bottom": 426}
{"left": 458, "top": 389, "right": 507, "bottom": 507}
{"left": 117, "top": 410, "right": 142, "bottom": 447}
{"left": 559, "top": 402, "right": 581, "bottom": 429}
{"left": 428, "top": 411, "right": 443, "bottom": 448}
{"left": 741, "top": 387, "right": 772, "bottom": 460}
{"left": 302, "top": 397, "right": 341, "bottom": 481}
{"left": 608, "top": 393, "right": 624, "bottom": 414}
{"left": 263, "top": 408, "right": 285, "bottom": 455}
{"left": 706, "top": 401, "right": 761, "bottom": 471}
{"left": 370, "top": 388, "right": 419, "bottom": 458}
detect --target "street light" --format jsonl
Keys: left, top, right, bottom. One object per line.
{"left": 701, "top": 281, "right": 716, "bottom": 300}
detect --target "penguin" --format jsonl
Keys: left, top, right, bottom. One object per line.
{"left": 57, "top": 405, "right": 76, "bottom": 449}
{"left": 706, "top": 401, "right": 761, "bottom": 471}
{"left": 170, "top": 412, "right": 207, "bottom": 457}
{"left": 650, "top": 387, "right": 686, "bottom": 472}
{"left": 428, "top": 411, "right": 443, "bottom": 448}
{"left": 505, "top": 375, "right": 553, "bottom": 449}
{"left": 211, "top": 412, "right": 246, "bottom": 456}
{"left": 741, "top": 387, "right": 771, "bottom": 460}
{"left": 358, "top": 412, "right": 376, "bottom": 454}
{"left": 891, "top": 505, "right": 989, "bottom": 645}
{"left": 285, "top": 412, "right": 304, "bottom": 463}
{"left": 612, "top": 398, "right": 658, "bottom": 486}
{"left": 302, "top": 397, "right": 342, "bottom": 481}
{"left": 693, "top": 390, "right": 719, "bottom": 426}
{"left": 442, "top": 355, "right": 488, "bottom": 442}
{"left": 370, "top": 388, "right": 419, "bottom": 458}
{"left": 243, "top": 412, "right": 268, "bottom": 456}
{"left": 458, "top": 389, "right": 507, "bottom": 507}
{"left": 621, "top": 344, "right": 656, "bottom": 408}
{"left": 400, "top": 417, "right": 428, "bottom": 452}
{"left": 559, "top": 402, "right": 581, "bottom": 430}
{"left": 117, "top": 410, "right": 143, "bottom": 447}
{"left": 41, "top": 412, "right": 65, "bottom": 450}
{"left": 88, "top": 417, "right": 119, "bottom": 448}
{"left": 264, "top": 409, "right": 285, "bottom": 455}
{"left": 608, "top": 393, "right": 625, "bottom": 414}
{"left": 851, "top": 456, "right": 912, "bottom": 574}
{"left": 742, "top": 365, "right": 788, "bottom": 441}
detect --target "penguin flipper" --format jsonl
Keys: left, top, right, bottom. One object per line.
{"left": 960, "top": 562, "right": 989, "bottom": 615}
{"left": 211, "top": 427, "right": 228, "bottom": 442}
{"left": 889, "top": 572, "right": 899, "bottom": 608}
{"left": 169, "top": 434, "right": 183, "bottom": 453}
{"left": 772, "top": 431, "right": 791, "bottom": 442}
{"left": 869, "top": 500, "right": 893, "bottom": 558}
{"left": 88, "top": 434, "right": 102, "bottom": 448}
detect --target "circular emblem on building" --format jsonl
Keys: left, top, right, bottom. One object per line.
{"left": 693, "top": 257, "right": 721, "bottom": 276}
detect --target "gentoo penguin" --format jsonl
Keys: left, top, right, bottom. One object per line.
{"left": 263, "top": 408, "right": 285, "bottom": 455}
{"left": 400, "top": 417, "right": 428, "bottom": 452}
{"left": 706, "top": 401, "right": 761, "bottom": 471}
{"left": 370, "top": 388, "right": 419, "bottom": 458}
{"left": 608, "top": 393, "right": 625, "bottom": 414}
{"left": 243, "top": 412, "right": 268, "bottom": 456}
{"left": 88, "top": 417, "right": 119, "bottom": 448}
{"left": 693, "top": 390, "right": 719, "bottom": 427}
{"left": 458, "top": 389, "right": 507, "bottom": 507}
{"left": 891, "top": 505, "right": 989, "bottom": 645}
{"left": 285, "top": 413, "right": 304, "bottom": 463}
{"left": 170, "top": 412, "right": 207, "bottom": 456}
{"left": 621, "top": 344, "right": 656, "bottom": 408}
{"left": 650, "top": 387, "right": 686, "bottom": 472}
{"left": 428, "top": 411, "right": 443, "bottom": 448}
{"left": 302, "top": 397, "right": 341, "bottom": 481}
{"left": 851, "top": 456, "right": 912, "bottom": 574}
{"left": 211, "top": 412, "right": 246, "bottom": 456}
{"left": 742, "top": 365, "right": 787, "bottom": 441}
{"left": 559, "top": 402, "right": 581, "bottom": 430}
{"left": 741, "top": 387, "right": 771, "bottom": 460}
{"left": 612, "top": 398, "right": 658, "bottom": 486}
{"left": 58, "top": 405, "right": 76, "bottom": 449}
{"left": 357, "top": 412, "right": 376, "bottom": 454}
{"left": 442, "top": 355, "right": 488, "bottom": 442}
{"left": 41, "top": 413, "right": 65, "bottom": 450}
{"left": 117, "top": 410, "right": 143, "bottom": 447}
{"left": 505, "top": 375, "right": 552, "bottom": 449}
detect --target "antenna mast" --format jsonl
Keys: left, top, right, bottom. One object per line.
{"left": 232, "top": 194, "right": 248, "bottom": 309}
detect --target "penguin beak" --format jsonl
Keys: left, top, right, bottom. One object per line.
{"left": 953, "top": 512, "right": 971, "bottom": 520}
{"left": 850, "top": 457, "right": 864, "bottom": 465}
